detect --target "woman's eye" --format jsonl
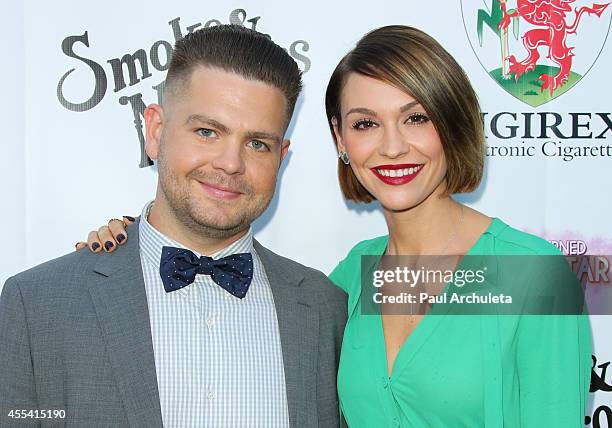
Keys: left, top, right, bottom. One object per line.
{"left": 352, "top": 119, "right": 376, "bottom": 130}
{"left": 247, "top": 140, "right": 270, "bottom": 152}
{"left": 405, "top": 113, "right": 430, "bottom": 125}
{"left": 197, "top": 128, "right": 217, "bottom": 138}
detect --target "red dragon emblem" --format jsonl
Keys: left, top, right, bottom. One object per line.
{"left": 498, "top": 0, "right": 610, "bottom": 95}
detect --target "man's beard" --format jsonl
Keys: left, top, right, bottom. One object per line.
{"left": 157, "top": 153, "right": 275, "bottom": 240}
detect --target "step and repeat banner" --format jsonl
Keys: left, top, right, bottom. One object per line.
{"left": 2, "top": 1, "right": 611, "bottom": 425}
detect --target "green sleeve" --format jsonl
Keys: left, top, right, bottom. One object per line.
{"left": 513, "top": 240, "right": 591, "bottom": 425}
{"left": 516, "top": 314, "right": 592, "bottom": 426}
{"left": 328, "top": 236, "right": 387, "bottom": 306}
{"left": 329, "top": 259, "right": 350, "bottom": 293}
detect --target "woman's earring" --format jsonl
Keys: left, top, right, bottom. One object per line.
{"left": 338, "top": 151, "right": 350, "bottom": 165}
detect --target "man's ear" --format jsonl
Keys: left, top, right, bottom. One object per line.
{"left": 331, "top": 117, "right": 346, "bottom": 153}
{"left": 279, "top": 139, "right": 291, "bottom": 165}
{"left": 144, "top": 104, "right": 165, "bottom": 160}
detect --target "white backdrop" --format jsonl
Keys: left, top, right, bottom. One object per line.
{"left": 2, "top": 1, "right": 611, "bottom": 425}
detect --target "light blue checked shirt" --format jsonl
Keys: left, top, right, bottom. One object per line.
{"left": 138, "top": 202, "right": 290, "bottom": 427}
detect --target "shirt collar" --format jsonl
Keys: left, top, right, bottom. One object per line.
{"left": 138, "top": 200, "right": 254, "bottom": 267}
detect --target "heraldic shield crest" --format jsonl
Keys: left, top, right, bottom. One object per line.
{"left": 461, "top": 0, "right": 612, "bottom": 106}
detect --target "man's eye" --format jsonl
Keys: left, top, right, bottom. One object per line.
{"left": 352, "top": 119, "right": 376, "bottom": 130}
{"left": 405, "top": 113, "right": 430, "bottom": 125}
{"left": 197, "top": 128, "right": 217, "bottom": 138}
{"left": 248, "top": 140, "right": 269, "bottom": 152}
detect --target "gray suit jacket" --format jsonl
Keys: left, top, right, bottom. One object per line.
{"left": 0, "top": 222, "right": 347, "bottom": 427}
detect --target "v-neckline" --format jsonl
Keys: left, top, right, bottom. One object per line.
{"left": 375, "top": 217, "right": 501, "bottom": 380}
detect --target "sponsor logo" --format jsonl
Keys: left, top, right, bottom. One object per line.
{"left": 462, "top": 0, "right": 611, "bottom": 106}
{"left": 589, "top": 354, "right": 612, "bottom": 426}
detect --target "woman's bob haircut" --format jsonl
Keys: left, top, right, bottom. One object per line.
{"left": 325, "top": 25, "right": 485, "bottom": 203}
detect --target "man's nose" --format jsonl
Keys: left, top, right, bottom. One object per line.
{"left": 211, "top": 140, "right": 246, "bottom": 175}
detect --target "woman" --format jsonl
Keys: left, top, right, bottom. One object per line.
{"left": 78, "top": 26, "right": 591, "bottom": 426}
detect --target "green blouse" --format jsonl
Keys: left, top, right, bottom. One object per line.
{"left": 329, "top": 218, "right": 591, "bottom": 427}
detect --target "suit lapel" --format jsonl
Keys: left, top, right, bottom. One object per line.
{"left": 254, "top": 240, "right": 319, "bottom": 428}
{"left": 87, "top": 221, "right": 163, "bottom": 428}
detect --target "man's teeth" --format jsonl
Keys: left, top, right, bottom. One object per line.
{"left": 376, "top": 166, "right": 421, "bottom": 177}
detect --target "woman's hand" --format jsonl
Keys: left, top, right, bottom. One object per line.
{"left": 75, "top": 216, "right": 136, "bottom": 253}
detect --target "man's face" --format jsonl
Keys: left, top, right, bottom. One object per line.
{"left": 145, "top": 66, "right": 290, "bottom": 239}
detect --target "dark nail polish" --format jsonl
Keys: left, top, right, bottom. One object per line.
{"left": 116, "top": 234, "right": 125, "bottom": 244}
{"left": 91, "top": 242, "right": 101, "bottom": 251}
{"left": 104, "top": 241, "right": 114, "bottom": 251}
{"left": 124, "top": 216, "right": 135, "bottom": 222}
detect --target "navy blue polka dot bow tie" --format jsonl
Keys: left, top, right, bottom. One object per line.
{"left": 159, "top": 246, "right": 254, "bottom": 298}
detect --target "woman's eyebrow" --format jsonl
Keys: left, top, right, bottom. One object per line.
{"left": 399, "top": 101, "right": 420, "bottom": 112}
{"left": 345, "top": 101, "right": 421, "bottom": 118}
{"left": 345, "top": 107, "right": 377, "bottom": 118}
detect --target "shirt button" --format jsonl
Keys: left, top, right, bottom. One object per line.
{"left": 392, "top": 417, "right": 400, "bottom": 427}
{"left": 207, "top": 391, "right": 215, "bottom": 401}
{"left": 382, "top": 377, "right": 390, "bottom": 389}
{"left": 206, "top": 315, "right": 215, "bottom": 327}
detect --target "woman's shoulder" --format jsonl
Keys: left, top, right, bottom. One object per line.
{"left": 483, "top": 218, "right": 561, "bottom": 256}
{"left": 346, "top": 235, "right": 388, "bottom": 257}
{"left": 328, "top": 235, "right": 388, "bottom": 292}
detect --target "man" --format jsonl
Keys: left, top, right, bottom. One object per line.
{"left": 0, "top": 25, "right": 346, "bottom": 427}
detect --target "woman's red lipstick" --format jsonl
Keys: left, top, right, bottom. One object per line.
{"left": 371, "top": 164, "right": 423, "bottom": 185}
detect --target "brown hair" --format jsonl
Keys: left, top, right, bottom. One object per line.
{"left": 165, "top": 24, "right": 302, "bottom": 124}
{"left": 325, "top": 25, "right": 485, "bottom": 203}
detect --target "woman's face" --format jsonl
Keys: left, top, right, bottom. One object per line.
{"left": 333, "top": 72, "right": 448, "bottom": 212}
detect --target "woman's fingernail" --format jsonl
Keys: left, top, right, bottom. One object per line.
{"left": 104, "top": 241, "right": 114, "bottom": 251}
{"left": 91, "top": 242, "right": 101, "bottom": 251}
{"left": 117, "top": 234, "right": 125, "bottom": 244}
{"left": 124, "top": 216, "right": 135, "bottom": 222}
